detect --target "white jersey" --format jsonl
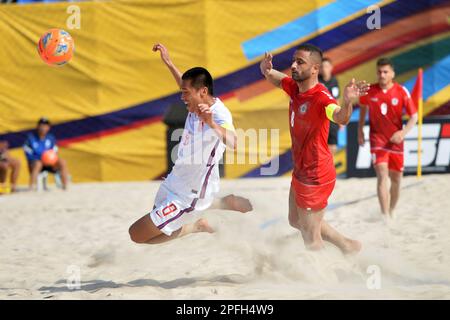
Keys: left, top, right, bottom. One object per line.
{"left": 164, "top": 98, "right": 234, "bottom": 205}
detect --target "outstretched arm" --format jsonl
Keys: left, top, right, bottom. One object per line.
{"left": 332, "top": 78, "right": 370, "bottom": 125}
{"left": 260, "top": 52, "right": 287, "bottom": 88}
{"left": 153, "top": 43, "right": 183, "bottom": 87}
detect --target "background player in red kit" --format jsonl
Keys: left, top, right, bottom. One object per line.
{"left": 260, "top": 44, "right": 369, "bottom": 253}
{"left": 358, "top": 58, "right": 418, "bottom": 220}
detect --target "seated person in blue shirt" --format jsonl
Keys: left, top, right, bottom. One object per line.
{"left": 23, "top": 117, "right": 69, "bottom": 190}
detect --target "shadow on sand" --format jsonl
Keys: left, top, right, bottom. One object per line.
{"left": 38, "top": 274, "right": 248, "bottom": 295}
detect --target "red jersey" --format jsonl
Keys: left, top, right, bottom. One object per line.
{"left": 281, "top": 77, "right": 337, "bottom": 185}
{"left": 359, "top": 83, "right": 416, "bottom": 153}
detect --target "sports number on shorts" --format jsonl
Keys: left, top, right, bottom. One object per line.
{"left": 162, "top": 203, "right": 177, "bottom": 216}
{"left": 380, "top": 103, "right": 388, "bottom": 115}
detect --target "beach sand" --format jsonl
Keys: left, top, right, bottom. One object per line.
{"left": 0, "top": 174, "right": 449, "bottom": 299}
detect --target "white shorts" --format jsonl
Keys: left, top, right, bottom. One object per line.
{"left": 149, "top": 182, "right": 214, "bottom": 236}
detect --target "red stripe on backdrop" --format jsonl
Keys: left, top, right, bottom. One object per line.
{"left": 428, "top": 100, "right": 450, "bottom": 117}
{"left": 333, "top": 23, "right": 450, "bottom": 74}
{"left": 219, "top": 91, "right": 236, "bottom": 101}
{"left": 58, "top": 116, "right": 163, "bottom": 147}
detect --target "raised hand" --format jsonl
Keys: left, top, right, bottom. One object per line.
{"left": 260, "top": 52, "right": 273, "bottom": 76}
{"left": 152, "top": 43, "right": 171, "bottom": 65}
{"left": 344, "top": 78, "right": 370, "bottom": 104}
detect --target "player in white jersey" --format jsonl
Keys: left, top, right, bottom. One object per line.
{"left": 129, "top": 44, "right": 252, "bottom": 244}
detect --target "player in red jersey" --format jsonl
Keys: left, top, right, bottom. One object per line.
{"left": 358, "top": 58, "right": 418, "bottom": 220}
{"left": 260, "top": 44, "right": 369, "bottom": 253}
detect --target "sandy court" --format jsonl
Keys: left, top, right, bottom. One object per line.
{"left": 0, "top": 174, "right": 449, "bottom": 299}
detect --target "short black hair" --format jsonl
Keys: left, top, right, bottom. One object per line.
{"left": 377, "top": 57, "right": 394, "bottom": 70}
{"left": 37, "top": 117, "right": 51, "bottom": 126}
{"left": 296, "top": 43, "right": 323, "bottom": 63}
{"left": 181, "top": 67, "right": 214, "bottom": 96}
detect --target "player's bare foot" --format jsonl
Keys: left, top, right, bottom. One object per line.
{"left": 222, "top": 194, "right": 253, "bottom": 213}
{"left": 381, "top": 213, "right": 390, "bottom": 224}
{"left": 193, "top": 218, "right": 215, "bottom": 234}
{"left": 389, "top": 209, "right": 397, "bottom": 221}
{"left": 342, "top": 239, "right": 362, "bottom": 255}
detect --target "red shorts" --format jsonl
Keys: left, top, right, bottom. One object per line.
{"left": 371, "top": 149, "right": 404, "bottom": 172}
{"left": 291, "top": 177, "right": 336, "bottom": 211}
